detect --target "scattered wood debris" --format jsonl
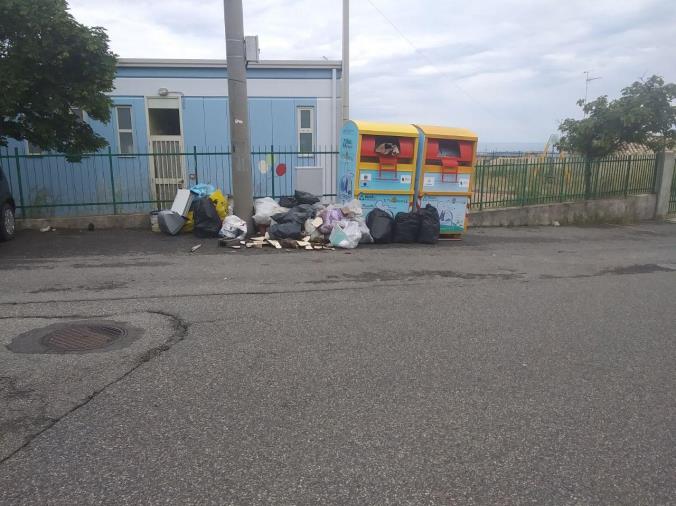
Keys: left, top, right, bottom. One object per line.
{"left": 222, "top": 234, "right": 334, "bottom": 252}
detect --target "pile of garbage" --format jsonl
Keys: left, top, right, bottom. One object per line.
{"left": 250, "top": 191, "right": 371, "bottom": 250}
{"left": 249, "top": 190, "right": 441, "bottom": 250}
{"left": 156, "top": 186, "right": 441, "bottom": 250}
{"left": 154, "top": 184, "right": 234, "bottom": 238}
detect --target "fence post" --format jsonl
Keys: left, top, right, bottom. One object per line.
{"left": 270, "top": 144, "right": 275, "bottom": 198}
{"left": 654, "top": 151, "right": 676, "bottom": 220}
{"left": 520, "top": 159, "right": 529, "bottom": 206}
{"left": 12, "top": 148, "right": 26, "bottom": 218}
{"left": 193, "top": 146, "right": 199, "bottom": 185}
{"left": 478, "top": 161, "right": 485, "bottom": 210}
{"left": 623, "top": 155, "right": 632, "bottom": 197}
{"left": 558, "top": 159, "right": 566, "bottom": 202}
{"left": 107, "top": 146, "right": 118, "bottom": 214}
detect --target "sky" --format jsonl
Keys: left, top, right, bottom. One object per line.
{"left": 68, "top": 0, "right": 676, "bottom": 146}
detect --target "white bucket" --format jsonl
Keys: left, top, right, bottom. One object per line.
{"left": 150, "top": 211, "right": 160, "bottom": 233}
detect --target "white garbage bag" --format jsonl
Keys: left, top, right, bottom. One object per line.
{"left": 219, "top": 215, "right": 247, "bottom": 239}
{"left": 340, "top": 199, "right": 363, "bottom": 218}
{"left": 329, "top": 220, "right": 362, "bottom": 249}
{"left": 253, "top": 197, "right": 288, "bottom": 226}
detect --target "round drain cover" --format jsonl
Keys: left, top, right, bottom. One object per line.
{"left": 41, "top": 324, "right": 127, "bottom": 352}
{"left": 7, "top": 320, "right": 143, "bottom": 355}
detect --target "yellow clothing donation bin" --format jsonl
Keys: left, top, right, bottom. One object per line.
{"left": 337, "top": 120, "right": 420, "bottom": 217}
{"left": 413, "top": 125, "right": 478, "bottom": 236}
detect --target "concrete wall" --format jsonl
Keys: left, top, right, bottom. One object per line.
{"left": 469, "top": 194, "right": 656, "bottom": 227}
{"left": 18, "top": 194, "right": 657, "bottom": 231}
{"left": 17, "top": 213, "right": 150, "bottom": 231}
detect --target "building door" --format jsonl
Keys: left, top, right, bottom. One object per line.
{"left": 147, "top": 97, "right": 185, "bottom": 204}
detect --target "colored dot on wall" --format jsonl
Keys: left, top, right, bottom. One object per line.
{"left": 275, "top": 163, "right": 287, "bottom": 177}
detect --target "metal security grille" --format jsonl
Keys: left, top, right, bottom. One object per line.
{"left": 151, "top": 138, "right": 185, "bottom": 204}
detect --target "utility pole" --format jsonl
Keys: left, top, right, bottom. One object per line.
{"left": 224, "top": 0, "right": 253, "bottom": 227}
{"left": 342, "top": 0, "right": 349, "bottom": 125}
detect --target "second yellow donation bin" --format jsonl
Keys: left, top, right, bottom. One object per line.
{"left": 413, "top": 125, "right": 478, "bottom": 235}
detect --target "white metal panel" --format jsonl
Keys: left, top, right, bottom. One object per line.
{"left": 245, "top": 36, "right": 260, "bottom": 63}
{"left": 295, "top": 166, "right": 324, "bottom": 196}
{"left": 315, "top": 98, "right": 339, "bottom": 197}
{"left": 117, "top": 58, "right": 341, "bottom": 69}
{"left": 112, "top": 77, "right": 334, "bottom": 98}
{"left": 147, "top": 97, "right": 181, "bottom": 109}
{"left": 315, "top": 99, "right": 334, "bottom": 147}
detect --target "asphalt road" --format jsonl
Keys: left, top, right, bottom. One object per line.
{"left": 1, "top": 224, "right": 675, "bottom": 505}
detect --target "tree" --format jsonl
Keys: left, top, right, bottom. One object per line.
{"left": 0, "top": 0, "right": 117, "bottom": 155}
{"left": 558, "top": 75, "right": 676, "bottom": 156}
{"left": 616, "top": 75, "right": 676, "bottom": 153}
{"left": 558, "top": 96, "right": 626, "bottom": 159}
{"left": 557, "top": 97, "right": 626, "bottom": 197}
{"left": 557, "top": 75, "right": 676, "bottom": 197}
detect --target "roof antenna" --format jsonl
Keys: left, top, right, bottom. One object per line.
{"left": 583, "top": 70, "right": 602, "bottom": 116}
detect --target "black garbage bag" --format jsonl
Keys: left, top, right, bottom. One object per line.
{"left": 294, "top": 190, "right": 320, "bottom": 205}
{"left": 278, "top": 196, "right": 297, "bottom": 208}
{"left": 294, "top": 204, "right": 316, "bottom": 218}
{"left": 417, "top": 204, "right": 440, "bottom": 244}
{"left": 193, "top": 197, "right": 222, "bottom": 238}
{"left": 393, "top": 211, "right": 421, "bottom": 243}
{"left": 366, "top": 208, "right": 394, "bottom": 244}
{"left": 269, "top": 221, "right": 303, "bottom": 239}
{"left": 271, "top": 204, "right": 315, "bottom": 224}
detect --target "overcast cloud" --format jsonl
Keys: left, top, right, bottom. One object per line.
{"left": 69, "top": 0, "right": 676, "bottom": 145}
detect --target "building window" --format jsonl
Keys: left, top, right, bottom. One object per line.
{"left": 115, "top": 106, "right": 135, "bottom": 154}
{"left": 297, "top": 107, "right": 314, "bottom": 154}
{"left": 148, "top": 108, "right": 181, "bottom": 136}
{"left": 26, "top": 142, "right": 46, "bottom": 155}
{"left": 71, "top": 107, "right": 85, "bottom": 121}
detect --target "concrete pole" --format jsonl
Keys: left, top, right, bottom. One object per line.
{"left": 224, "top": 0, "right": 253, "bottom": 226}
{"left": 341, "top": 0, "right": 349, "bottom": 125}
{"left": 654, "top": 150, "right": 675, "bottom": 220}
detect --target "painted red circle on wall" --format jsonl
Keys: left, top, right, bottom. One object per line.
{"left": 275, "top": 163, "right": 287, "bottom": 176}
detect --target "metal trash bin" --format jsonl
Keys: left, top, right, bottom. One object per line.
{"left": 337, "top": 120, "right": 420, "bottom": 218}
{"left": 413, "top": 125, "right": 478, "bottom": 236}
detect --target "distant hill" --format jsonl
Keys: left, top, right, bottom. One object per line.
{"left": 478, "top": 142, "right": 546, "bottom": 153}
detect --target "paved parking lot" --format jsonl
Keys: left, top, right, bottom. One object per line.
{"left": 1, "top": 223, "right": 675, "bottom": 504}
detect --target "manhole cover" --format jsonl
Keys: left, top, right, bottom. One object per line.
{"left": 41, "top": 324, "right": 127, "bottom": 352}
{"left": 7, "top": 320, "right": 142, "bottom": 354}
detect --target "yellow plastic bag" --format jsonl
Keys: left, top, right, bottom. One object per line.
{"left": 209, "top": 190, "right": 229, "bottom": 221}
{"left": 181, "top": 189, "right": 229, "bottom": 233}
{"left": 182, "top": 210, "right": 195, "bottom": 233}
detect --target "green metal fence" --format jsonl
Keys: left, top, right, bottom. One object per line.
{"left": 0, "top": 146, "right": 338, "bottom": 218}
{"left": 471, "top": 154, "right": 657, "bottom": 210}
{"left": 0, "top": 146, "right": 658, "bottom": 218}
